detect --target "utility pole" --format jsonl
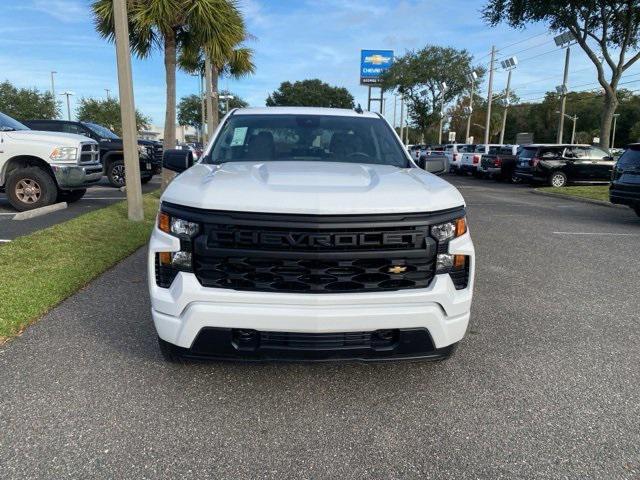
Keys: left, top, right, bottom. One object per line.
{"left": 60, "top": 91, "right": 74, "bottom": 121}
{"left": 105, "top": 88, "right": 111, "bottom": 99}
{"left": 611, "top": 113, "right": 620, "bottom": 150}
{"left": 393, "top": 95, "right": 397, "bottom": 129}
{"left": 465, "top": 71, "right": 477, "bottom": 143}
{"left": 570, "top": 115, "right": 577, "bottom": 144}
{"left": 499, "top": 56, "right": 517, "bottom": 145}
{"left": 112, "top": 0, "right": 143, "bottom": 221}
{"left": 50, "top": 71, "right": 57, "bottom": 98}
{"left": 204, "top": 55, "right": 215, "bottom": 142}
{"left": 438, "top": 82, "right": 448, "bottom": 145}
{"left": 484, "top": 46, "right": 496, "bottom": 149}
{"left": 399, "top": 96, "right": 405, "bottom": 145}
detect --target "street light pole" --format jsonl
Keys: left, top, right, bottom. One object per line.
{"left": 393, "top": 95, "right": 397, "bottom": 130}
{"left": 484, "top": 46, "right": 496, "bottom": 148}
{"left": 438, "top": 82, "right": 448, "bottom": 145}
{"left": 105, "top": 88, "right": 111, "bottom": 99}
{"left": 557, "top": 46, "right": 571, "bottom": 143}
{"left": 498, "top": 56, "right": 517, "bottom": 145}
{"left": 112, "top": 0, "right": 143, "bottom": 221}
{"left": 60, "top": 92, "right": 74, "bottom": 121}
{"left": 465, "top": 72, "right": 476, "bottom": 143}
{"left": 50, "top": 71, "right": 57, "bottom": 98}
{"left": 399, "top": 96, "right": 405, "bottom": 145}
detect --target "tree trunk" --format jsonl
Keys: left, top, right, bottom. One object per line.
{"left": 211, "top": 65, "right": 220, "bottom": 129}
{"left": 599, "top": 91, "right": 618, "bottom": 150}
{"left": 161, "top": 31, "right": 177, "bottom": 191}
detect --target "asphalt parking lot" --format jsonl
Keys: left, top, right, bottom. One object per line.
{"left": 1, "top": 176, "right": 639, "bottom": 479}
{"left": 0, "top": 177, "right": 161, "bottom": 241}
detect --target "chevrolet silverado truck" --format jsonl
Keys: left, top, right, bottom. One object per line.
{"left": 149, "top": 107, "right": 475, "bottom": 362}
{"left": 478, "top": 145, "right": 521, "bottom": 182}
{"left": 23, "top": 119, "right": 162, "bottom": 187}
{"left": 0, "top": 112, "right": 102, "bottom": 211}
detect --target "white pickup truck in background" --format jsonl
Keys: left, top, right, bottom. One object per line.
{"left": 445, "top": 144, "right": 475, "bottom": 173}
{"left": 0, "top": 112, "right": 102, "bottom": 211}
{"left": 459, "top": 144, "right": 507, "bottom": 176}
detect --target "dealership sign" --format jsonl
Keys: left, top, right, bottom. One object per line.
{"left": 360, "top": 50, "right": 394, "bottom": 85}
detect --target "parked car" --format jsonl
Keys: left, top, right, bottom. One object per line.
{"left": 445, "top": 143, "right": 475, "bottom": 173}
{"left": 610, "top": 144, "right": 640, "bottom": 217}
{"left": 479, "top": 145, "right": 521, "bottom": 182}
{"left": 514, "top": 144, "right": 615, "bottom": 187}
{"left": 23, "top": 119, "right": 162, "bottom": 187}
{"left": 150, "top": 107, "right": 474, "bottom": 362}
{"left": 0, "top": 112, "right": 102, "bottom": 211}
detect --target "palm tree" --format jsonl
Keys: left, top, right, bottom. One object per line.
{"left": 179, "top": 35, "right": 255, "bottom": 131}
{"left": 92, "top": 0, "right": 245, "bottom": 151}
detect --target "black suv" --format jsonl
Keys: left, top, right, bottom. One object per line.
{"left": 610, "top": 144, "right": 640, "bottom": 217}
{"left": 514, "top": 144, "right": 615, "bottom": 187}
{"left": 23, "top": 119, "right": 162, "bottom": 187}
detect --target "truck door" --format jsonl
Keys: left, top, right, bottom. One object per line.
{"left": 563, "top": 146, "right": 591, "bottom": 181}
{"left": 587, "top": 147, "right": 615, "bottom": 181}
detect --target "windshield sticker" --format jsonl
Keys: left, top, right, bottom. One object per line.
{"left": 230, "top": 127, "right": 248, "bottom": 146}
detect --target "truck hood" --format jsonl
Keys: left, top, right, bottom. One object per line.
{"left": 4, "top": 129, "right": 91, "bottom": 147}
{"left": 162, "top": 161, "right": 465, "bottom": 214}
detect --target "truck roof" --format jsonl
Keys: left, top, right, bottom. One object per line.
{"left": 232, "top": 107, "right": 380, "bottom": 118}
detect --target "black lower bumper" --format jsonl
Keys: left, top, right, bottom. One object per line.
{"left": 174, "top": 327, "right": 456, "bottom": 362}
{"left": 610, "top": 189, "right": 640, "bottom": 208}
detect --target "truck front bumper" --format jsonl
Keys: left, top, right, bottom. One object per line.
{"left": 147, "top": 228, "right": 475, "bottom": 361}
{"left": 51, "top": 163, "right": 103, "bottom": 189}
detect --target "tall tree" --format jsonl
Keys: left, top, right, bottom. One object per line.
{"left": 0, "top": 81, "right": 59, "bottom": 120}
{"left": 482, "top": 0, "right": 640, "bottom": 149}
{"left": 266, "top": 79, "right": 355, "bottom": 108}
{"left": 179, "top": 38, "right": 254, "bottom": 130}
{"left": 380, "top": 46, "right": 485, "bottom": 139}
{"left": 92, "top": 0, "right": 245, "bottom": 150}
{"left": 76, "top": 97, "right": 150, "bottom": 136}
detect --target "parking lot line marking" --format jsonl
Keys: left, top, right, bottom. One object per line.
{"left": 0, "top": 213, "right": 16, "bottom": 216}
{"left": 0, "top": 239, "right": 11, "bottom": 243}
{"left": 553, "top": 231, "right": 639, "bottom": 236}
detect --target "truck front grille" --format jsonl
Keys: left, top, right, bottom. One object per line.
{"left": 193, "top": 255, "right": 435, "bottom": 293}
{"left": 153, "top": 206, "right": 467, "bottom": 294}
{"left": 79, "top": 143, "right": 100, "bottom": 164}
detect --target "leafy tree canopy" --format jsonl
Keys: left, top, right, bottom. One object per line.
{"left": 76, "top": 97, "right": 150, "bottom": 136}
{"left": 0, "top": 81, "right": 59, "bottom": 120}
{"left": 266, "top": 79, "right": 355, "bottom": 109}
{"left": 380, "top": 46, "right": 485, "bottom": 136}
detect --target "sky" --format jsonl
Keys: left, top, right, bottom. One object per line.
{"left": 2, "top": 0, "right": 640, "bottom": 128}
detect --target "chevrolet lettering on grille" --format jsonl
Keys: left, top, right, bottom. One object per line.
{"left": 208, "top": 229, "right": 428, "bottom": 249}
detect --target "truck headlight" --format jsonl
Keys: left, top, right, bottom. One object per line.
{"left": 157, "top": 211, "right": 199, "bottom": 238}
{"left": 50, "top": 146, "right": 78, "bottom": 161}
{"left": 431, "top": 217, "right": 466, "bottom": 242}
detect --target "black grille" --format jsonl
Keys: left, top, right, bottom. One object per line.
{"left": 193, "top": 256, "right": 435, "bottom": 293}
{"left": 79, "top": 143, "right": 99, "bottom": 164}
{"left": 152, "top": 143, "right": 163, "bottom": 163}
{"left": 162, "top": 205, "right": 466, "bottom": 294}
{"left": 260, "top": 331, "right": 375, "bottom": 350}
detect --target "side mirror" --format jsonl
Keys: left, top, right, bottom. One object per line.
{"left": 163, "top": 149, "right": 194, "bottom": 173}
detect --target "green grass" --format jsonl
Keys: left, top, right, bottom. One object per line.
{"left": 0, "top": 193, "right": 160, "bottom": 342}
{"left": 536, "top": 185, "right": 610, "bottom": 202}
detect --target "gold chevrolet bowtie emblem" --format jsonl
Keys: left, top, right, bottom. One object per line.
{"left": 388, "top": 265, "right": 407, "bottom": 274}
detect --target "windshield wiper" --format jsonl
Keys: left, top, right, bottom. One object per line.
{"left": 0, "top": 127, "right": 16, "bottom": 132}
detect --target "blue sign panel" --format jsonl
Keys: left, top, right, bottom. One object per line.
{"left": 360, "top": 49, "right": 394, "bottom": 85}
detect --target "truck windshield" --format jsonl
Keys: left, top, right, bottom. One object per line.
{"left": 205, "top": 114, "right": 410, "bottom": 168}
{"left": 0, "top": 112, "right": 29, "bottom": 131}
{"left": 82, "top": 122, "right": 120, "bottom": 140}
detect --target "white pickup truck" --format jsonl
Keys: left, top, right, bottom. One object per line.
{"left": 459, "top": 144, "right": 505, "bottom": 176}
{"left": 0, "top": 112, "right": 102, "bottom": 211}
{"left": 445, "top": 144, "right": 475, "bottom": 173}
{"left": 148, "top": 107, "right": 475, "bottom": 362}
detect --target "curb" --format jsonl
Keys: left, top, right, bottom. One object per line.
{"left": 13, "top": 202, "right": 68, "bottom": 221}
{"left": 531, "top": 189, "right": 626, "bottom": 209}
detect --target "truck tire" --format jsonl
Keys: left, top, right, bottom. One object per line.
{"left": 549, "top": 171, "right": 568, "bottom": 188}
{"left": 107, "top": 160, "right": 126, "bottom": 188}
{"left": 57, "top": 189, "right": 86, "bottom": 203}
{"left": 6, "top": 167, "right": 57, "bottom": 212}
{"left": 158, "top": 337, "right": 183, "bottom": 363}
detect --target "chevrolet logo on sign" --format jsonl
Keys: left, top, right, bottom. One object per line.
{"left": 388, "top": 265, "right": 407, "bottom": 274}
{"left": 364, "top": 54, "right": 392, "bottom": 65}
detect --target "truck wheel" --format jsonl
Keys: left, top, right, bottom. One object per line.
{"left": 158, "top": 337, "right": 183, "bottom": 363}
{"left": 6, "top": 167, "right": 57, "bottom": 212}
{"left": 511, "top": 174, "right": 522, "bottom": 184}
{"left": 107, "top": 160, "right": 126, "bottom": 187}
{"left": 57, "top": 189, "right": 86, "bottom": 203}
{"left": 549, "top": 171, "right": 568, "bottom": 188}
